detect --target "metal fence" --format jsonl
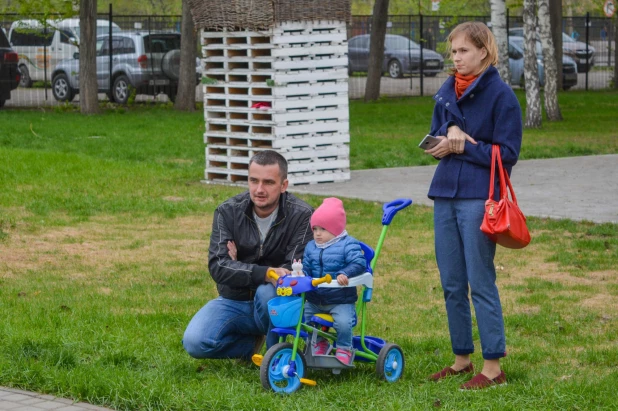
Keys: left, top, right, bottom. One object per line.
{"left": 1, "top": 12, "right": 615, "bottom": 108}
{"left": 347, "top": 14, "right": 616, "bottom": 99}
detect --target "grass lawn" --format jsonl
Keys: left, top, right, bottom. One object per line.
{"left": 350, "top": 90, "right": 618, "bottom": 169}
{"left": 0, "top": 94, "right": 617, "bottom": 410}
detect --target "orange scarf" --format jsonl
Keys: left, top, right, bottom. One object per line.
{"left": 455, "top": 72, "right": 478, "bottom": 99}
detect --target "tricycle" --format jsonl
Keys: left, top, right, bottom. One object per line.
{"left": 252, "top": 198, "right": 412, "bottom": 393}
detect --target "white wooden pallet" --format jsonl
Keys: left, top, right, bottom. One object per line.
{"left": 203, "top": 87, "right": 348, "bottom": 102}
{"left": 201, "top": 21, "right": 350, "bottom": 186}
{"left": 288, "top": 170, "right": 350, "bottom": 185}
{"left": 273, "top": 21, "right": 348, "bottom": 32}
{"left": 202, "top": 169, "right": 350, "bottom": 186}
{"left": 206, "top": 161, "right": 354, "bottom": 176}
{"left": 207, "top": 144, "right": 348, "bottom": 161}
{"left": 271, "top": 134, "right": 350, "bottom": 149}
{"left": 207, "top": 155, "right": 349, "bottom": 172}
{"left": 204, "top": 95, "right": 348, "bottom": 112}
{"left": 205, "top": 106, "right": 348, "bottom": 124}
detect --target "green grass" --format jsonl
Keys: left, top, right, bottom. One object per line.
{"left": 0, "top": 99, "right": 617, "bottom": 410}
{"left": 349, "top": 90, "right": 618, "bottom": 169}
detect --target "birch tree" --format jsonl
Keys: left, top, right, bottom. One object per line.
{"left": 364, "top": 0, "right": 389, "bottom": 102}
{"left": 523, "top": 0, "right": 541, "bottom": 128}
{"left": 537, "top": 0, "right": 561, "bottom": 121}
{"left": 79, "top": 0, "right": 99, "bottom": 114}
{"left": 549, "top": 0, "right": 563, "bottom": 90}
{"left": 490, "top": 0, "right": 510, "bottom": 85}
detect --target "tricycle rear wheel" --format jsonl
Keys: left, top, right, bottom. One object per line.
{"left": 260, "top": 342, "right": 307, "bottom": 394}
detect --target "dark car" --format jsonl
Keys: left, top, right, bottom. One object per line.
{"left": 0, "top": 28, "right": 21, "bottom": 108}
{"left": 508, "top": 27, "right": 594, "bottom": 72}
{"left": 509, "top": 36, "right": 578, "bottom": 90}
{"left": 348, "top": 34, "right": 444, "bottom": 78}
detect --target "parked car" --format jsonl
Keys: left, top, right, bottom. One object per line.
{"left": 0, "top": 28, "right": 21, "bottom": 108}
{"left": 51, "top": 31, "right": 198, "bottom": 104}
{"left": 508, "top": 36, "right": 578, "bottom": 90}
{"left": 8, "top": 18, "right": 121, "bottom": 87}
{"left": 348, "top": 34, "right": 444, "bottom": 78}
{"left": 508, "top": 27, "right": 594, "bottom": 72}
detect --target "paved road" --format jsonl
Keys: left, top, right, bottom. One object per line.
{"left": 0, "top": 387, "right": 110, "bottom": 410}
{"left": 290, "top": 155, "right": 618, "bottom": 224}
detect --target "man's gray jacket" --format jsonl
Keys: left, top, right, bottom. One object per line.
{"left": 208, "top": 191, "right": 313, "bottom": 301}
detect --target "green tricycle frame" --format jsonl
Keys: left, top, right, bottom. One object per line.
{"left": 253, "top": 198, "right": 412, "bottom": 393}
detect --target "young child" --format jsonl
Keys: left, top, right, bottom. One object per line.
{"left": 302, "top": 197, "right": 367, "bottom": 365}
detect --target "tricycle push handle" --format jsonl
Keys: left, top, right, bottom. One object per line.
{"left": 382, "top": 198, "right": 413, "bottom": 226}
{"left": 311, "top": 274, "right": 332, "bottom": 287}
{"left": 267, "top": 269, "right": 279, "bottom": 281}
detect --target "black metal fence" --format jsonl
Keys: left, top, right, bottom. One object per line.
{"left": 347, "top": 13, "right": 616, "bottom": 99}
{"left": 1, "top": 11, "right": 615, "bottom": 107}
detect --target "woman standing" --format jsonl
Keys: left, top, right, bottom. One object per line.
{"left": 424, "top": 22, "right": 522, "bottom": 390}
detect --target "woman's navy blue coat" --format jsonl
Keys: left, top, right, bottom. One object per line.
{"left": 428, "top": 66, "right": 523, "bottom": 200}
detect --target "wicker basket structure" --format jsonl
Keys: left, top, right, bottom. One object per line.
{"left": 188, "top": 0, "right": 350, "bottom": 31}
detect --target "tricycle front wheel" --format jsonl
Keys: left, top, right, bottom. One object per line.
{"left": 260, "top": 342, "right": 306, "bottom": 393}
{"left": 376, "top": 343, "right": 404, "bottom": 382}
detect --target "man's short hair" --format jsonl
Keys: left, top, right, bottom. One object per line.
{"left": 249, "top": 150, "right": 288, "bottom": 181}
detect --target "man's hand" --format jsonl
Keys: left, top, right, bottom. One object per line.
{"left": 446, "top": 125, "right": 477, "bottom": 154}
{"left": 337, "top": 274, "right": 349, "bottom": 286}
{"left": 227, "top": 241, "right": 237, "bottom": 260}
{"left": 265, "top": 267, "right": 290, "bottom": 286}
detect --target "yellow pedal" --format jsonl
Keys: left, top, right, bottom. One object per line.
{"left": 251, "top": 354, "right": 263, "bottom": 366}
{"left": 299, "top": 378, "right": 317, "bottom": 386}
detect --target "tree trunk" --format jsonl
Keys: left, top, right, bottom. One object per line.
{"left": 490, "top": 0, "right": 510, "bottom": 85}
{"left": 537, "top": 0, "right": 561, "bottom": 121}
{"left": 364, "top": 0, "right": 390, "bottom": 102}
{"left": 523, "top": 0, "right": 541, "bottom": 128}
{"left": 614, "top": 18, "right": 618, "bottom": 90}
{"left": 79, "top": 0, "right": 99, "bottom": 114}
{"left": 549, "top": 0, "right": 562, "bottom": 90}
{"left": 175, "top": 0, "right": 197, "bottom": 111}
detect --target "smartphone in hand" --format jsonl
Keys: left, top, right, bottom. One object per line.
{"left": 418, "top": 134, "right": 441, "bottom": 150}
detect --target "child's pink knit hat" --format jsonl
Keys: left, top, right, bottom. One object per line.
{"left": 310, "top": 197, "right": 346, "bottom": 236}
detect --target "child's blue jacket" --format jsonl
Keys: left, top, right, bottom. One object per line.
{"left": 428, "top": 66, "right": 523, "bottom": 200}
{"left": 302, "top": 235, "right": 367, "bottom": 305}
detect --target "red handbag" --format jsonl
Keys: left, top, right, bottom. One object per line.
{"left": 480, "top": 145, "right": 531, "bottom": 249}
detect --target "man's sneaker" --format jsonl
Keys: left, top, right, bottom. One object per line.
{"left": 335, "top": 348, "right": 353, "bottom": 365}
{"left": 313, "top": 339, "right": 330, "bottom": 355}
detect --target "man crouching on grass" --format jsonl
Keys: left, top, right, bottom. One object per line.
{"left": 182, "top": 150, "right": 313, "bottom": 361}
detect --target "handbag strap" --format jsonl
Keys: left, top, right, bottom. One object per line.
{"left": 494, "top": 145, "right": 519, "bottom": 205}
{"left": 488, "top": 145, "right": 498, "bottom": 199}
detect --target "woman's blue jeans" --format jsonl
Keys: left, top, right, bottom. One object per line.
{"left": 434, "top": 198, "right": 506, "bottom": 360}
{"left": 182, "top": 284, "right": 277, "bottom": 360}
{"left": 304, "top": 301, "right": 356, "bottom": 350}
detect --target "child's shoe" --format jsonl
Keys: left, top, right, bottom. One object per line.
{"left": 335, "top": 348, "right": 353, "bottom": 365}
{"left": 313, "top": 339, "right": 330, "bottom": 355}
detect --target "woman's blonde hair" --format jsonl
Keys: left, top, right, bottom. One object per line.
{"left": 446, "top": 21, "right": 499, "bottom": 75}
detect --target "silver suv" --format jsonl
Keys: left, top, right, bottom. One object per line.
{"left": 51, "top": 31, "right": 194, "bottom": 104}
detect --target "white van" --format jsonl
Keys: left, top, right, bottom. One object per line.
{"left": 8, "top": 18, "right": 120, "bottom": 87}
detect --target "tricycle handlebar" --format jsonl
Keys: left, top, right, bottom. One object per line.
{"left": 311, "top": 274, "right": 332, "bottom": 287}
{"left": 382, "top": 198, "right": 413, "bottom": 226}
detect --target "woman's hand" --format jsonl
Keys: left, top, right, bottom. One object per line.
{"left": 446, "top": 125, "right": 477, "bottom": 154}
{"left": 425, "top": 136, "right": 452, "bottom": 159}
